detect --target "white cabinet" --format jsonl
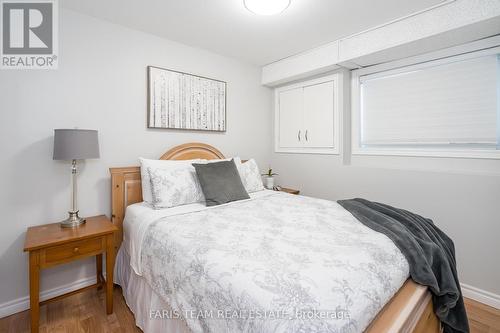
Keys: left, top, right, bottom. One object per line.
{"left": 303, "top": 81, "right": 335, "bottom": 148}
{"left": 275, "top": 74, "right": 341, "bottom": 154}
{"left": 278, "top": 87, "right": 303, "bottom": 148}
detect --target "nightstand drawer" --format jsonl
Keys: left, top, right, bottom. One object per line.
{"left": 40, "top": 237, "right": 105, "bottom": 267}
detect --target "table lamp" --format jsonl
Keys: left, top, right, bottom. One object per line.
{"left": 53, "top": 129, "right": 100, "bottom": 228}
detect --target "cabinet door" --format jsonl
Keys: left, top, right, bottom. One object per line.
{"left": 303, "top": 81, "right": 334, "bottom": 148}
{"left": 278, "top": 87, "right": 303, "bottom": 148}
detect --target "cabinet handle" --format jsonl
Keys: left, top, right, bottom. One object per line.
{"left": 73, "top": 247, "right": 79, "bottom": 253}
{"left": 305, "top": 130, "right": 308, "bottom": 141}
{"left": 298, "top": 130, "right": 301, "bottom": 141}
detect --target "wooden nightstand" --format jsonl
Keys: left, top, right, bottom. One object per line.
{"left": 23, "top": 215, "right": 117, "bottom": 333}
{"left": 276, "top": 187, "right": 300, "bottom": 195}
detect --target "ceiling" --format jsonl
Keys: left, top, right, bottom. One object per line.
{"left": 62, "top": 0, "right": 445, "bottom": 66}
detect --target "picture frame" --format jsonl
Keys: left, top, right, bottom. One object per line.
{"left": 147, "top": 66, "right": 227, "bottom": 132}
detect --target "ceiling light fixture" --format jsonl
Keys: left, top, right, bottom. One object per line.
{"left": 244, "top": 0, "right": 291, "bottom": 16}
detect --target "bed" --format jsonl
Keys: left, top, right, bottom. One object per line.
{"left": 109, "top": 142, "right": 441, "bottom": 333}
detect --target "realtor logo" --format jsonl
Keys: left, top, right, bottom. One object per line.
{"left": 1, "top": 0, "right": 58, "bottom": 69}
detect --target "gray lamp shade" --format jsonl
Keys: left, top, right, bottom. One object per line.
{"left": 53, "top": 129, "right": 100, "bottom": 160}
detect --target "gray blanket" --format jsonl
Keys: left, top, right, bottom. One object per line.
{"left": 337, "top": 198, "right": 469, "bottom": 333}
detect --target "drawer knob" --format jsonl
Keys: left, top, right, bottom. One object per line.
{"left": 73, "top": 247, "right": 79, "bottom": 253}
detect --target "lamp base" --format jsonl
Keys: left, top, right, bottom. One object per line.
{"left": 60, "top": 211, "right": 86, "bottom": 228}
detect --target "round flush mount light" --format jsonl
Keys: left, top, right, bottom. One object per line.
{"left": 244, "top": 0, "right": 291, "bottom": 15}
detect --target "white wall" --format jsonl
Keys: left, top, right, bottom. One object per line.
{"left": 0, "top": 9, "right": 272, "bottom": 313}
{"left": 270, "top": 77, "right": 500, "bottom": 300}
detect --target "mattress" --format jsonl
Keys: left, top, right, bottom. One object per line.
{"left": 117, "top": 190, "right": 409, "bottom": 333}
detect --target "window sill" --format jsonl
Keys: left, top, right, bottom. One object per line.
{"left": 352, "top": 147, "right": 500, "bottom": 160}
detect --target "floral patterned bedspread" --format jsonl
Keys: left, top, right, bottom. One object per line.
{"left": 141, "top": 192, "right": 409, "bottom": 333}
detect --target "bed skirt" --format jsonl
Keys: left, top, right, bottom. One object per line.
{"left": 114, "top": 246, "right": 192, "bottom": 333}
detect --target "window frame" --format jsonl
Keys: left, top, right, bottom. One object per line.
{"left": 351, "top": 45, "right": 500, "bottom": 159}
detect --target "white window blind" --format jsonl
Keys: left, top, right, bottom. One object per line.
{"left": 360, "top": 54, "right": 499, "bottom": 148}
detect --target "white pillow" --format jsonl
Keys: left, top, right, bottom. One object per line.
{"left": 234, "top": 158, "right": 265, "bottom": 193}
{"left": 148, "top": 167, "right": 205, "bottom": 209}
{"left": 139, "top": 157, "right": 203, "bottom": 204}
{"left": 205, "top": 158, "right": 232, "bottom": 163}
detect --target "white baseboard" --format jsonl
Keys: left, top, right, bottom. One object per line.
{"left": 0, "top": 275, "right": 98, "bottom": 319}
{"left": 461, "top": 283, "right": 500, "bottom": 310}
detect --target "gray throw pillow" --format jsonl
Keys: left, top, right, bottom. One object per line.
{"left": 192, "top": 159, "right": 250, "bottom": 206}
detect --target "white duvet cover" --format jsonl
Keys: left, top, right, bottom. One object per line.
{"left": 122, "top": 191, "right": 409, "bottom": 333}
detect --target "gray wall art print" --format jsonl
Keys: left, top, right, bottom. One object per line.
{"left": 148, "top": 66, "right": 226, "bottom": 131}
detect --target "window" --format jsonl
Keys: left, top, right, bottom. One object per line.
{"left": 352, "top": 47, "right": 500, "bottom": 159}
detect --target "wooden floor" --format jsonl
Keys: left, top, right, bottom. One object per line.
{"left": 0, "top": 286, "right": 498, "bottom": 332}
{"left": 465, "top": 298, "right": 500, "bottom": 333}
{"left": 0, "top": 286, "right": 140, "bottom": 333}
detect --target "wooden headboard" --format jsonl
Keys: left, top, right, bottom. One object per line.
{"left": 109, "top": 142, "right": 225, "bottom": 249}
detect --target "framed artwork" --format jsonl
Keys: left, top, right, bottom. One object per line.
{"left": 147, "top": 66, "right": 227, "bottom": 131}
